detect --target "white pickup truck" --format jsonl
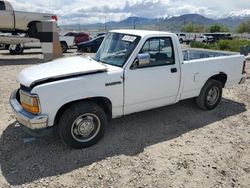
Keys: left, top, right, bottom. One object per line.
{"left": 10, "top": 30, "right": 247, "bottom": 149}
{"left": 176, "top": 33, "right": 193, "bottom": 44}
{"left": 8, "top": 36, "right": 75, "bottom": 54}
{"left": 0, "top": 0, "right": 57, "bottom": 37}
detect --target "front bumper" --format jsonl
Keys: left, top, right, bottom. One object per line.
{"left": 239, "top": 76, "right": 247, "bottom": 84}
{"left": 9, "top": 90, "right": 48, "bottom": 130}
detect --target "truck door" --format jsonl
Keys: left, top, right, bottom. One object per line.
{"left": 124, "top": 37, "right": 180, "bottom": 114}
{"left": 0, "top": 1, "right": 14, "bottom": 30}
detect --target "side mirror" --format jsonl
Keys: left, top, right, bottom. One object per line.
{"left": 137, "top": 53, "right": 150, "bottom": 66}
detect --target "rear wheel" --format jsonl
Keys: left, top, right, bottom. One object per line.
{"left": 57, "top": 102, "right": 107, "bottom": 149}
{"left": 195, "top": 79, "right": 222, "bottom": 110}
{"left": 28, "top": 23, "right": 39, "bottom": 38}
{"left": 85, "top": 46, "right": 92, "bottom": 53}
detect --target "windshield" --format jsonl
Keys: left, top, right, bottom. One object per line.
{"left": 94, "top": 32, "right": 141, "bottom": 67}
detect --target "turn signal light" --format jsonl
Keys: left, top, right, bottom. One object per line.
{"left": 20, "top": 91, "right": 40, "bottom": 114}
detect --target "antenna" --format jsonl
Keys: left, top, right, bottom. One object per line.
{"left": 133, "top": 17, "right": 136, "bottom": 29}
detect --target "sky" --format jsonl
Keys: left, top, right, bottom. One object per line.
{"left": 8, "top": 0, "right": 250, "bottom": 25}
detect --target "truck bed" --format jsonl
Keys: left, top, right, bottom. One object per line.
{"left": 180, "top": 49, "right": 245, "bottom": 100}
{"left": 183, "top": 48, "right": 237, "bottom": 61}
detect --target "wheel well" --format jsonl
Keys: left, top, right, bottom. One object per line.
{"left": 54, "top": 97, "right": 112, "bottom": 125}
{"left": 209, "top": 73, "right": 227, "bottom": 87}
{"left": 27, "top": 21, "right": 40, "bottom": 29}
{"left": 60, "top": 41, "right": 68, "bottom": 46}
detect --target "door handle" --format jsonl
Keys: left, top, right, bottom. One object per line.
{"left": 171, "top": 68, "right": 177, "bottom": 73}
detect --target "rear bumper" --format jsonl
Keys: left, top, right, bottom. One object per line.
{"left": 9, "top": 90, "right": 48, "bottom": 130}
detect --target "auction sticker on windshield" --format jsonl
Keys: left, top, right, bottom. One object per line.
{"left": 122, "top": 35, "right": 137, "bottom": 42}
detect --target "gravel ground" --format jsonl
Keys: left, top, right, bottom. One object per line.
{"left": 0, "top": 49, "right": 249, "bottom": 188}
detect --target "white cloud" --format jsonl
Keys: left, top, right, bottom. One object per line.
{"left": 7, "top": 0, "right": 250, "bottom": 25}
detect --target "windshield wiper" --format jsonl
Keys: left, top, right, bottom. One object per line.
{"left": 92, "top": 57, "right": 108, "bottom": 66}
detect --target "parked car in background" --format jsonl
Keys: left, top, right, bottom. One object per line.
{"left": 204, "top": 33, "right": 232, "bottom": 41}
{"left": 8, "top": 36, "right": 75, "bottom": 54}
{"left": 195, "top": 35, "right": 206, "bottom": 43}
{"left": 64, "top": 32, "right": 91, "bottom": 45}
{"left": 176, "top": 33, "right": 193, "bottom": 44}
{"left": 177, "top": 33, "right": 186, "bottom": 43}
{"left": 0, "top": 0, "right": 57, "bottom": 37}
{"left": 77, "top": 35, "right": 105, "bottom": 53}
{"left": 59, "top": 36, "right": 75, "bottom": 53}
{"left": 195, "top": 35, "right": 213, "bottom": 43}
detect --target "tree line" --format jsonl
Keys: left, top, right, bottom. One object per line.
{"left": 181, "top": 20, "right": 250, "bottom": 33}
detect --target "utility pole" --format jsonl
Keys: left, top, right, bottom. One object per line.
{"left": 158, "top": 18, "right": 160, "bottom": 31}
{"left": 133, "top": 18, "right": 136, "bottom": 29}
{"left": 78, "top": 17, "right": 81, "bottom": 31}
{"left": 104, "top": 16, "right": 107, "bottom": 31}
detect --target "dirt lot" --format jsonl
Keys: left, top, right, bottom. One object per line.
{"left": 0, "top": 49, "right": 249, "bottom": 188}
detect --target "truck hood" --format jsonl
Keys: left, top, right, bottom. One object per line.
{"left": 18, "top": 56, "right": 108, "bottom": 87}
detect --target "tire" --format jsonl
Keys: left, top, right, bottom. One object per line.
{"left": 195, "top": 79, "right": 222, "bottom": 110}
{"left": 179, "top": 39, "right": 183, "bottom": 44}
{"left": 77, "top": 48, "right": 84, "bottom": 53}
{"left": 5, "top": 44, "right": 10, "bottom": 50}
{"left": 85, "top": 46, "right": 92, "bottom": 53}
{"left": 28, "top": 23, "right": 39, "bottom": 38}
{"left": 60, "top": 42, "right": 68, "bottom": 53}
{"left": 9, "top": 50, "right": 16, "bottom": 55}
{"left": 9, "top": 44, "right": 24, "bottom": 55}
{"left": 57, "top": 101, "right": 107, "bottom": 149}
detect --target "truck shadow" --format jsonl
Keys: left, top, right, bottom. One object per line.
{"left": 0, "top": 98, "right": 247, "bottom": 185}
{"left": 0, "top": 59, "right": 44, "bottom": 66}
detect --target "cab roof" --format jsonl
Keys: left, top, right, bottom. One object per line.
{"left": 110, "top": 29, "right": 173, "bottom": 38}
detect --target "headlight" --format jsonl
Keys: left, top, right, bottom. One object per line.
{"left": 20, "top": 90, "right": 40, "bottom": 114}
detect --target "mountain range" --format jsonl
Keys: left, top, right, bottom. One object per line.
{"left": 61, "top": 13, "right": 250, "bottom": 32}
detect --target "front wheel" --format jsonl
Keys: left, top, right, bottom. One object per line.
{"left": 57, "top": 102, "right": 107, "bottom": 149}
{"left": 195, "top": 79, "right": 222, "bottom": 110}
{"left": 9, "top": 44, "right": 24, "bottom": 55}
{"left": 60, "top": 42, "right": 68, "bottom": 53}
{"left": 5, "top": 44, "right": 10, "bottom": 50}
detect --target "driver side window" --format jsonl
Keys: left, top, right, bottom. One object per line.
{"left": 138, "top": 37, "right": 175, "bottom": 68}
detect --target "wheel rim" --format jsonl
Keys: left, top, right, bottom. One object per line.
{"left": 71, "top": 113, "right": 101, "bottom": 142}
{"left": 15, "top": 45, "right": 22, "bottom": 53}
{"left": 86, "top": 47, "right": 91, "bottom": 52}
{"left": 207, "top": 86, "right": 220, "bottom": 105}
